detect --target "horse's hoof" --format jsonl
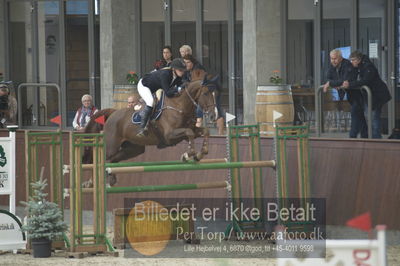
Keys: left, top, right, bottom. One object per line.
{"left": 181, "top": 152, "right": 190, "bottom": 162}
{"left": 82, "top": 179, "right": 93, "bottom": 188}
{"left": 194, "top": 152, "right": 203, "bottom": 161}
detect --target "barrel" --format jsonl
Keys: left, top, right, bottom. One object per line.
{"left": 255, "top": 85, "right": 294, "bottom": 136}
{"left": 113, "top": 85, "right": 137, "bottom": 109}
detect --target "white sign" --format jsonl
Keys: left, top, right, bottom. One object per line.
{"left": 277, "top": 225, "right": 386, "bottom": 266}
{"left": 0, "top": 129, "right": 16, "bottom": 214}
{"left": 369, "top": 41, "right": 379, "bottom": 59}
{"left": 225, "top": 112, "right": 236, "bottom": 126}
{"left": 0, "top": 210, "right": 26, "bottom": 252}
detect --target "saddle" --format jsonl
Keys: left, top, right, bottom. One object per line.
{"left": 132, "top": 89, "right": 165, "bottom": 124}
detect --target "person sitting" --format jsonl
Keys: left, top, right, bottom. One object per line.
{"left": 0, "top": 84, "right": 17, "bottom": 127}
{"left": 154, "top": 45, "right": 174, "bottom": 71}
{"left": 136, "top": 58, "right": 186, "bottom": 137}
{"left": 72, "top": 94, "right": 98, "bottom": 131}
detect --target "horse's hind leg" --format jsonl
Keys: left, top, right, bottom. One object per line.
{"left": 107, "top": 142, "right": 145, "bottom": 186}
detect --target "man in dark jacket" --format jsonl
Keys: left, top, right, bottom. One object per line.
{"left": 323, "top": 49, "right": 366, "bottom": 138}
{"left": 343, "top": 51, "right": 392, "bottom": 138}
{"left": 136, "top": 58, "right": 186, "bottom": 137}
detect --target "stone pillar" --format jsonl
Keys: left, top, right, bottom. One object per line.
{"left": 100, "top": 0, "right": 140, "bottom": 108}
{"left": 0, "top": 0, "right": 4, "bottom": 77}
{"left": 100, "top": 0, "right": 113, "bottom": 108}
{"left": 243, "top": 0, "right": 282, "bottom": 124}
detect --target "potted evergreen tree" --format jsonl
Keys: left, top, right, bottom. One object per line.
{"left": 21, "top": 177, "right": 67, "bottom": 258}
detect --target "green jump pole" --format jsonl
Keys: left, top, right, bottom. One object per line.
{"left": 106, "top": 160, "right": 276, "bottom": 174}
{"left": 106, "top": 181, "right": 229, "bottom": 194}
{"left": 105, "top": 158, "right": 227, "bottom": 168}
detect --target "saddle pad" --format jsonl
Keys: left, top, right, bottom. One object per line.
{"left": 132, "top": 91, "right": 165, "bottom": 124}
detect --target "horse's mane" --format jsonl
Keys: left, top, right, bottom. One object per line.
{"left": 186, "top": 79, "right": 202, "bottom": 90}
{"left": 190, "top": 69, "right": 207, "bottom": 81}
{"left": 190, "top": 69, "right": 217, "bottom": 88}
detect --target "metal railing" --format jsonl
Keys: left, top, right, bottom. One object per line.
{"left": 316, "top": 85, "right": 372, "bottom": 139}
{"left": 17, "top": 83, "right": 62, "bottom": 129}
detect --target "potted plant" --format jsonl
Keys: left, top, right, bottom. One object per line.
{"left": 21, "top": 177, "right": 67, "bottom": 258}
{"left": 126, "top": 71, "right": 139, "bottom": 85}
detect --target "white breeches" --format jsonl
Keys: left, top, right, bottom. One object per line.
{"left": 137, "top": 79, "right": 154, "bottom": 107}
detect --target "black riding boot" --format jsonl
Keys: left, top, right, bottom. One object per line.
{"left": 136, "top": 105, "right": 153, "bottom": 137}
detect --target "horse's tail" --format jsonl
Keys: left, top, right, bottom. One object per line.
{"left": 82, "top": 108, "right": 116, "bottom": 164}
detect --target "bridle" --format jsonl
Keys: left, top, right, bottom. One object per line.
{"left": 184, "top": 83, "right": 216, "bottom": 113}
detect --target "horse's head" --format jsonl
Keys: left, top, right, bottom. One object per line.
{"left": 186, "top": 75, "right": 218, "bottom": 123}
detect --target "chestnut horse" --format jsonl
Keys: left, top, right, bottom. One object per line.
{"left": 105, "top": 78, "right": 216, "bottom": 158}
{"left": 81, "top": 70, "right": 217, "bottom": 185}
{"left": 103, "top": 76, "right": 217, "bottom": 184}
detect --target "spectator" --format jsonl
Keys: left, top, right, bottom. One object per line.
{"left": 0, "top": 83, "right": 17, "bottom": 127}
{"left": 179, "top": 44, "right": 192, "bottom": 58}
{"left": 182, "top": 55, "right": 225, "bottom": 134}
{"left": 182, "top": 54, "right": 205, "bottom": 82}
{"left": 323, "top": 49, "right": 367, "bottom": 138}
{"left": 342, "top": 51, "right": 392, "bottom": 139}
{"left": 127, "top": 95, "right": 143, "bottom": 111}
{"left": 72, "top": 94, "right": 98, "bottom": 131}
{"left": 154, "top": 45, "right": 173, "bottom": 70}
{"left": 182, "top": 55, "right": 207, "bottom": 127}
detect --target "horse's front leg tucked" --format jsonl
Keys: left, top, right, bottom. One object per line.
{"left": 193, "top": 127, "right": 210, "bottom": 161}
{"left": 165, "top": 128, "right": 196, "bottom": 161}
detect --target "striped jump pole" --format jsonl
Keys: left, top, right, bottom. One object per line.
{"left": 106, "top": 160, "right": 276, "bottom": 174}
{"left": 107, "top": 181, "right": 229, "bottom": 193}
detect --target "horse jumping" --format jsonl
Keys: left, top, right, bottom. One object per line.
{"left": 102, "top": 76, "right": 218, "bottom": 184}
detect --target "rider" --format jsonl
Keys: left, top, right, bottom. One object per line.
{"left": 136, "top": 58, "right": 186, "bottom": 137}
